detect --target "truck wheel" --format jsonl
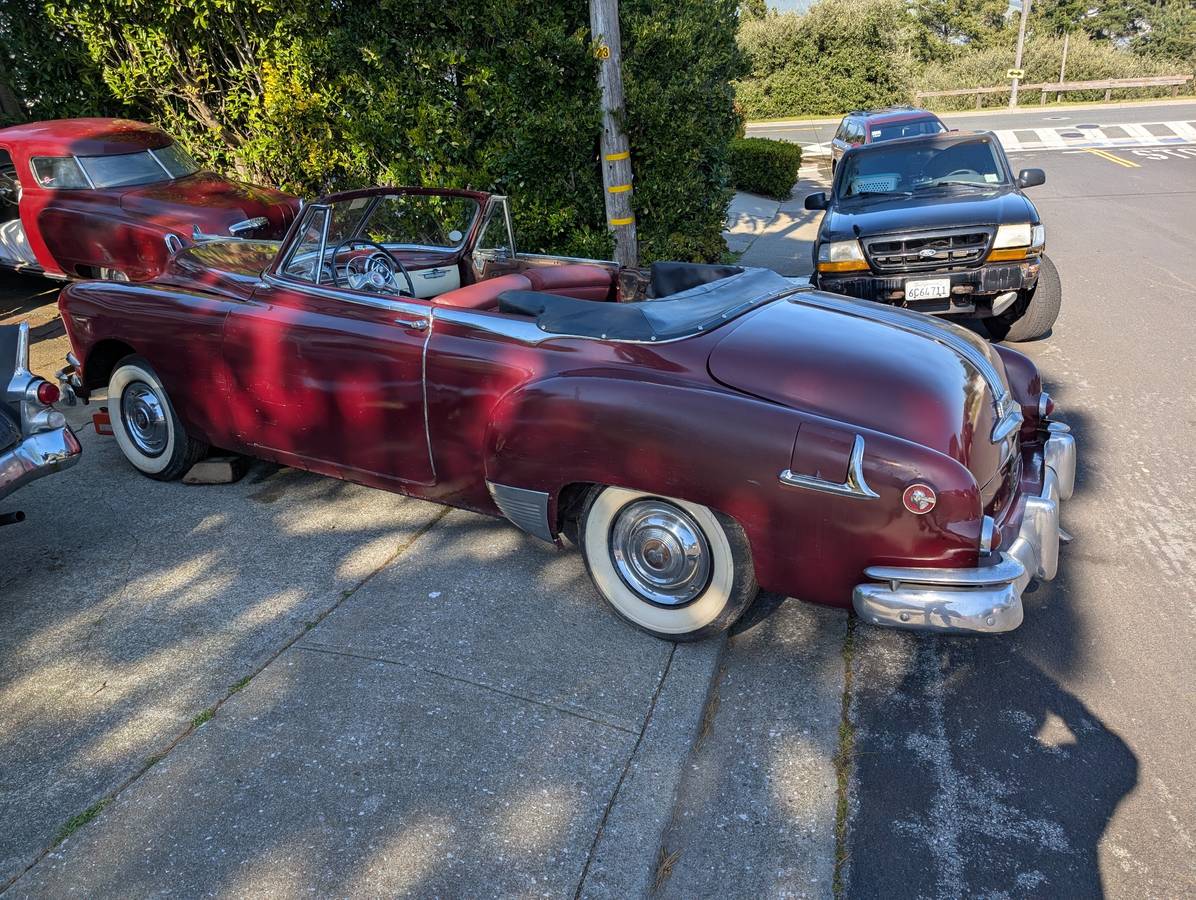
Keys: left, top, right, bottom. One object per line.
{"left": 1001, "top": 255, "right": 1061, "bottom": 342}
{"left": 579, "top": 486, "right": 759, "bottom": 641}
{"left": 109, "top": 356, "right": 207, "bottom": 480}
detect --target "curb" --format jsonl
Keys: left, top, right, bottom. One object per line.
{"left": 576, "top": 635, "right": 727, "bottom": 898}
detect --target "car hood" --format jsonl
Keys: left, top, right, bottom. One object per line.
{"left": 158, "top": 239, "right": 281, "bottom": 299}
{"left": 118, "top": 172, "right": 298, "bottom": 238}
{"left": 820, "top": 188, "right": 1037, "bottom": 241}
{"left": 708, "top": 292, "right": 1011, "bottom": 480}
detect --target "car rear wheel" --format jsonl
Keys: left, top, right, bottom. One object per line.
{"left": 109, "top": 356, "right": 207, "bottom": 480}
{"left": 996, "top": 254, "right": 1061, "bottom": 342}
{"left": 579, "top": 486, "right": 758, "bottom": 641}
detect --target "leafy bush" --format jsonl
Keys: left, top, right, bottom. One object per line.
{"left": 6, "top": 0, "right": 742, "bottom": 263}
{"left": 735, "top": 0, "right": 917, "bottom": 119}
{"left": 728, "top": 137, "right": 802, "bottom": 198}
{"left": 916, "top": 32, "right": 1194, "bottom": 110}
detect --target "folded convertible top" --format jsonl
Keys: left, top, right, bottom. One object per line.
{"left": 497, "top": 265, "right": 795, "bottom": 342}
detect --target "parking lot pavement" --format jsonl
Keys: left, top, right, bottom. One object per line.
{"left": 1, "top": 370, "right": 724, "bottom": 896}
{"left": 726, "top": 163, "right": 828, "bottom": 277}
{"left": 657, "top": 598, "right": 845, "bottom": 898}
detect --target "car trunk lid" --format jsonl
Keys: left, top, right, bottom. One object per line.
{"left": 708, "top": 293, "right": 1017, "bottom": 496}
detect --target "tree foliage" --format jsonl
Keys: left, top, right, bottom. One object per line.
{"left": 736, "top": 0, "right": 918, "bottom": 118}
{"left": 734, "top": 0, "right": 1194, "bottom": 119}
{"left": 2, "top": 0, "right": 743, "bottom": 263}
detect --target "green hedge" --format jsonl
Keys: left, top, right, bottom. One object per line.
{"left": 4, "top": 0, "right": 744, "bottom": 263}
{"left": 728, "top": 137, "right": 802, "bottom": 198}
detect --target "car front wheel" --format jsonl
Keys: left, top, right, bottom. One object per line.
{"left": 109, "top": 356, "right": 207, "bottom": 480}
{"left": 579, "top": 486, "right": 759, "bottom": 641}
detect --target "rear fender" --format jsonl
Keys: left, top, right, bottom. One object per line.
{"left": 483, "top": 375, "right": 982, "bottom": 606}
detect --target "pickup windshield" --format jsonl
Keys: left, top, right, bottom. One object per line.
{"left": 837, "top": 136, "right": 1008, "bottom": 200}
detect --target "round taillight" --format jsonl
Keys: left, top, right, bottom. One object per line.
{"left": 36, "top": 381, "right": 60, "bottom": 405}
{"left": 902, "top": 483, "right": 937, "bottom": 515}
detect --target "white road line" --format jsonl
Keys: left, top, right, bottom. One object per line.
{"left": 1035, "top": 128, "right": 1069, "bottom": 149}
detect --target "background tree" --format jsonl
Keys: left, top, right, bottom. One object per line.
{"left": 13, "top": 0, "right": 743, "bottom": 262}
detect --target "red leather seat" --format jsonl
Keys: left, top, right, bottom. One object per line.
{"left": 523, "top": 264, "right": 614, "bottom": 301}
{"left": 434, "top": 273, "right": 533, "bottom": 310}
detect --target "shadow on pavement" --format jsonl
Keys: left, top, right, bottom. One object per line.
{"left": 845, "top": 405, "right": 1137, "bottom": 898}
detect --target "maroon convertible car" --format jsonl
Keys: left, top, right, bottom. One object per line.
{"left": 56, "top": 186, "right": 1076, "bottom": 640}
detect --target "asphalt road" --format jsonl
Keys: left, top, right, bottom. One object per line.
{"left": 747, "top": 99, "right": 1196, "bottom": 152}
{"left": 838, "top": 131, "right": 1196, "bottom": 896}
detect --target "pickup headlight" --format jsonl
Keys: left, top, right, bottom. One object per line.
{"left": 989, "top": 223, "right": 1045, "bottom": 261}
{"left": 817, "top": 239, "right": 869, "bottom": 273}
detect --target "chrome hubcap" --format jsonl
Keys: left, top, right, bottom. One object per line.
{"left": 609, "top": 500, "right": 711, "bottom": 606}
{"left": 121, "top": 383, "right": 168, "bottom": 457}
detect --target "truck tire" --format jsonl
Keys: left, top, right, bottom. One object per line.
{"left": 1003, "top": 255, "right": 1061, "bottom": 342}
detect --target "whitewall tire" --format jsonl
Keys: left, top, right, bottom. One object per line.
{"left": 109, "top": 356, "right": 207, "bottom": 480}
{"left": 580, "top": 486, "right": 759, "bottom": 641}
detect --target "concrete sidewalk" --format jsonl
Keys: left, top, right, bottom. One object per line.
{"left": 723, "top": 162, "right": 830, "bottom": 277}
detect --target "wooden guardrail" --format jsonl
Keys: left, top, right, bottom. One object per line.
{"left": 916, "top": 75, "right": 1193, "bottom": 108}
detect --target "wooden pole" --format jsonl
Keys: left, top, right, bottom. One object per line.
{"left": 1010, "top": 0, "right": 1031, "bottom": 108}
{"left": 589, "top": 0, "right": 638, "bottom": 268}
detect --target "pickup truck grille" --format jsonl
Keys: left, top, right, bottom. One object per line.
{"left": 864, "top": 228, "right": 994, "bottom": 273}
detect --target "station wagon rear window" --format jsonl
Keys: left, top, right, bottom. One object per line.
{"left": 31, "top": 144, "right": 202, "bottom": 190}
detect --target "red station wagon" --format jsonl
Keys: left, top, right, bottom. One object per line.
{"left": 830, "top": 107, "right": 948, "bottom": 172}
{"left": 0, "top": 118, "right": 299, "bottom": 282}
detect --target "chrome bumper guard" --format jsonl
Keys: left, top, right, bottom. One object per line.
{"left": 852, "top": 423, "right": 1076, "bottom": 635}
{"left": 0, "top": 426, "right": 82, "bottom": 502}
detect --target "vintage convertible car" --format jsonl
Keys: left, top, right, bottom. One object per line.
{"left": 0, "top": 118, "right": 299, "bottom": 281}
{"left": 55, "top": 186, "right": 1076, "bottom": 640}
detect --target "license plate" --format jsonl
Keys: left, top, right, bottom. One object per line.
{"left": 905, "top": 278, "right": 951, "bottom": 302}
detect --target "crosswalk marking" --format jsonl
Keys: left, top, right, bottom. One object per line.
{"left": 995, "top": 121, "right": 1196, "bottom": 153}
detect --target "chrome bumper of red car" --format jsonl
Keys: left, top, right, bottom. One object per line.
{"left": 0, "top": 425, "right": 82, "bottom": 503}
{"left": 852, "top": 422, "right": 1076, "bottom": 635}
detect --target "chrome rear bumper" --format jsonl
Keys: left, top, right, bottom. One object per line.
{"left": 0, "top": 426, "right": 82, "bottom": 502}
{"left": 852, "top": 423, "right": 1076, "bottom": 635}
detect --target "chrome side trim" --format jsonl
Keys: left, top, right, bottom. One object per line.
{"left": 486, "top": 482, "right": 555, "bottom": 542}
{"left": 778, "top": 434, "right": 879, "bottom": 499}
{"left": 229, "top": 216, "right": 269, "bottom": 235}
{"left": 1038, "top": 391, "right": 1052, "bottom": 419}
{"left": 262, "top": 273, "right": 431, "bottom": 319}
{"left": 991, "top": 408, "right": 1024, "bottom": 443}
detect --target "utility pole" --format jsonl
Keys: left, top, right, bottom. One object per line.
{"left": 1058, "top": 30, "right": 1070, "bottom": 98}
{"left": 1010, "top": 0, "right": 1031, "bottom": 108}
{"left": 589, "top": 0, "right": 638, "bottom": 268}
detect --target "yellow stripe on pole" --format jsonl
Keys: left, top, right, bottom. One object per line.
{"left": 604, "top": 151, "right": 630, "bottom": 161}
{"left": 608, "top": 184, "right": 632, "bottom": 193}
{"left": 609, "top": 216, "right": 635, "bottom": 226}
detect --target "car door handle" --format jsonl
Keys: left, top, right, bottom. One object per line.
{"left": 394, "top": 316, "right": 429, "bottom": 331}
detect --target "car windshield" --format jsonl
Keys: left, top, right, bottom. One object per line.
{"left": 869, "top": 117, "right": 946, "bottom": 142}
{"left": 76, "top": 145, "right": 201, "bottom": 188}
{"left": 281, "top": 192, "right": 481, "bottom": 289}
{"left": 837, "top": 137, "right": 1008, "bottom": 200}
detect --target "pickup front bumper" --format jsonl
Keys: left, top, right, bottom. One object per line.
{"left": 816, "top": 259, "right": 1040, "bottom": 317}
{"left": 852, "top": 422, "right": 1076, "bottom": 635}
{"left": 0, "top": 426, "right": 82, "bottom": 503}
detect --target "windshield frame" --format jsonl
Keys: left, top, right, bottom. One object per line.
{"left": 270, "top": 187, "right": 489, "bottom": 291}
{"left": 833, "top": 134, "right": 1013, "bottom": 202}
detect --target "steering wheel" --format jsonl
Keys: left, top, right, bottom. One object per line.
{"left": 329, "top": 239, "right": 415, "bottom": 297}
